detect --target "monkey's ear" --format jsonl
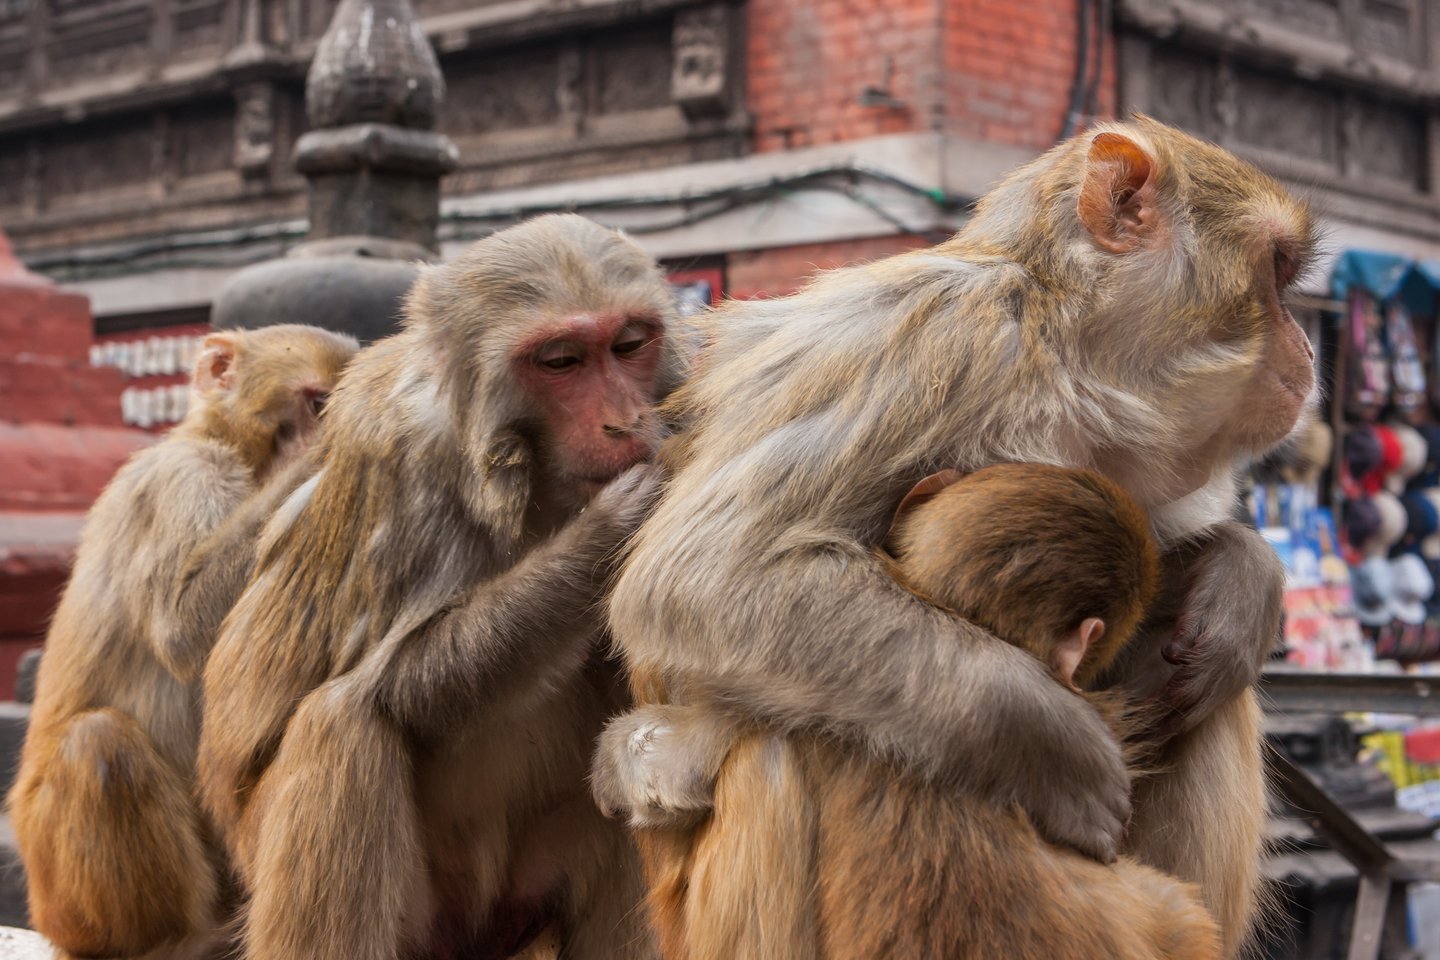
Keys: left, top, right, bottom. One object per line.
{"left": 462, "top": 429, "right": 533, "bottom": 546}
{"left": 194, "top": 333, "right": 240, "bottom": 394}
{"left": 894, "top": 469, "right": 967, "bottom": 519}
{"left": 885, "top": 469, "right": 967, "bottom": 549}
{"left": 1077, "top": 132, "right": 1159, "bottom": 254}
{"left": 1053, "top": 618, "right": 1104, "bottom": 686}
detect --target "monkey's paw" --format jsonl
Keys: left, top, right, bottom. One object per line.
{"left": 1159, "top": 523, "right": 1282, "bottom": 733}
{"left": 586, "top": 463, "right": 666, "bottom": 546}
{"left": 1014, "top": 696, "right": 1132, "bottom": 864}
{"left": 590, "top": 706, "right": 721, "bottom": 830}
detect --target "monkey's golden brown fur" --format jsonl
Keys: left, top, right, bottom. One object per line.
{"left": 605, "top": 117, "right": 1314, "bottom": 959}
{"left": 887, "top": 465, "right": 1158, "bottom": 684}
{"left": 198, "top": 215, "right": 681, "bottom": 960}
{"left": 10, "top": 324, "right": 357, "bottom": 960}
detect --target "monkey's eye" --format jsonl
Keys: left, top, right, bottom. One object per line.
{"left": 307, "top": 392, "right": 327, "bottom": 418}
{"left": 535, "top": 341, "right": 583, "bottom": 371}
{"left": 612, "top": 321, "right": 653, "bottom": 357}
{"left": 1273, "top": 249, "right": 1294, "bottom": 289}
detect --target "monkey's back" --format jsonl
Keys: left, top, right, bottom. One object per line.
{"left": 25, "top": 435, "right": 251, "bottom": 759}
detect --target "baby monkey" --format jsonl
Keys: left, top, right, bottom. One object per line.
{"left": 595, "top": 463, "right": 1220, "bottom": 960}
{"left": 891, "top": 464, "right": 1150, "bottom": 692}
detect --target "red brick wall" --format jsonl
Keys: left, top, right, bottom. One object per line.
{"left": 942, "top": 0, "right": 1116, "bottom": 150}
{"left": 747, "top": 0, "right": 942, "bottom": 151}
{"left": 747, "top": 0, "right": 1118, "bottom": 153}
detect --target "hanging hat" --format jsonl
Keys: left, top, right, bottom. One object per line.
{"left": 1418, "top": 426, "right": 1440, "bottom": 488}
{"left": 1346, "top": 426, "right": 1383, "bottom": 477}
{"left": 1345, "top": 498, "right": 1383, "bottom": 552}
{"left": 1373, "top": 426, "right": 1406, "bottom": 494}
{"left": 1373, "top": 491, "right": 1409, "bottom": 552}
{"left": 1353, "top": 556, "right": 1397, "bottom": 626}
{"left": 1391, "top": 554, "right": 1435, "bottom": 625}
{"left": 1403, "top": 491, "right": 1440, "bottom": 546}
{"left": 1427, "top": 557, "right": 1440, "bottom": 617}
{"left": 1388, "top": 425, "right": 1428, "bottom": 493}
{"left": 1280, "top": 420, "right": 1334, "bottom": 486}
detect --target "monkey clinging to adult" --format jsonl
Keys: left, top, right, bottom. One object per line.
{"left": 607, "top": 116, "right": 1315, "bottom": 958}
{"left": 197, "top": 214, "right": 681, "bottom": 960}
{"left": 10, "top": 324, "right": 358, "bottom": 960}
{"left": 599, "top": 463, "right": 1220, "bottom": 960}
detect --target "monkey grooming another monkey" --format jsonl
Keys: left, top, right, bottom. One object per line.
{"left": 606, "top": 116, "right": 1315, "bottom": 959}
{"left": 198, "top": 215, "right": 680, "bottom": 960}
{"left": 10, "top": 325, "right": 357, "bottom": 960}
{"left": 597, "top": 464, "right": 1220, "bottom": 960}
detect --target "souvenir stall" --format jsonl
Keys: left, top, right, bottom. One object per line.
{"left": 1256, "top": 251, "right": 1440, "bottom": 800}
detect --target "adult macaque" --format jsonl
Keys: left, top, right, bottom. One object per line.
{"left": 606, "top": 117, "right": 1314, "bottom": 958}
{"left": 10, "top": 325, "right": 358, "bottom": 959}
{"left": 600, "top": 463, "right": 1219, "bottom": 959}
{"left": 197, "top": 215, "right": 679, "bottom": 960}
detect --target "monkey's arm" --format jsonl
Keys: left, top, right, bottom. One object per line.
{"left": 1157, "top": 521, "right": 1283, "bottom": 733}
{"left": 367, "top": 465, "right": 661, "bottom": 736}
{"left": 615, "top": 527, "right": 1132, "bottom": 863}
{"left": 158, "top": 455, "right": 317, "bottom": 683}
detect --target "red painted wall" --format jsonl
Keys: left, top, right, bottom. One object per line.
{"left": 0, "top": 228, "right": 152, "bottom": 697}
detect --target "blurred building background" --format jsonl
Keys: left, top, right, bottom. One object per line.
{"left": 3, "top": 0, "right": 1440, "bottom": 950}
{"left": 2, "top": 0, "right": 1438, "bottom": 665}
{"left": 5, "top": 0, "right": 1438, "bottom": 689}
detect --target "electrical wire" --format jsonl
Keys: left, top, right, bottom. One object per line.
{"left": 1058, "top": 0, "right": 1095, "bottom": 141}
{"left": 1084, "top": 0, "right": 1111, "bottom": 124}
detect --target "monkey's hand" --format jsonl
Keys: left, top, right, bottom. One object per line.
{"left": 575, "top": 463, "right": 666, "bottom": 566}
{"left": 368, "top": 463, "right": 664, "bottom": 737}
{"left": 1004, "top": 685, "right": 1132, "bottom": 863}
{"left": 591, "top": 704, "right": 739, "bottom": 829}
{"left": 1158, "top": 522, "right": 1282, "bottom": 733}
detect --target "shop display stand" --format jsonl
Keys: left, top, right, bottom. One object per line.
{"left": 1265, "top": 669, "right": 1440, "bottom": 959}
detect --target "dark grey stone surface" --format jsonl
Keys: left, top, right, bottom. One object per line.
{"left": 212, "top": 254, "right": 420, "bottom": 343}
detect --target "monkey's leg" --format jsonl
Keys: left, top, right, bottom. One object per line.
{"left": 10, "top": 709, "right": 217, "bottom": 958}
{"left": 682, "top": 734, "right": 818, "bottom": 960}
{"left": 1125, "top": 690, "right": 1265, "bottom": 960}
{"left": 239, "top": 679, "right": 428, "bottom": 960}
{"left": 631, "top": 825, "right": 699, "bottom": 960}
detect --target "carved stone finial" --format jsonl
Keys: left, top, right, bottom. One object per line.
{"left": 213, "top": 0, "right": 458, "bottom": 342}
{"left": 306, "top": 0, "right": 445, "bottom": 131}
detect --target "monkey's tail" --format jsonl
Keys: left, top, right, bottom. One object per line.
{"left": 9, "top": 708, "right": 218, "bottom": 957}
{"left": 239, "top": 676, "right": 425, "bottom": 960}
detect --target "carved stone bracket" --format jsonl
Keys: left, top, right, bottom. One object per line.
{"left": 671, "top": 3, "right": 733, "bottom": 120}
{"left": 233, "top": 81, "right": 276, "bottom": 177}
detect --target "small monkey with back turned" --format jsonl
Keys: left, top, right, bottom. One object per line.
{"left": 10, "top": 324, "right": 358, "bottom": 960}
{"left": 597, "top": 463, "right": 1220, "bottom": 959}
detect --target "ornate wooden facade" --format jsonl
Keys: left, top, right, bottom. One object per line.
{"left": 0, "top": 0, "right": 748, "bottom": 259}
{"left": 1118, "top": 0, "right": 1440, "bottom": 244}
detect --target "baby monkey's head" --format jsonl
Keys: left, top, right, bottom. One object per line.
{"left": 889, "top": 464, "right": 1160, "bottom": 688}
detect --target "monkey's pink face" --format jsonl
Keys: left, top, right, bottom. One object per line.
{"left": 512, "top": 312, "right": 664, "bottom": 491}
